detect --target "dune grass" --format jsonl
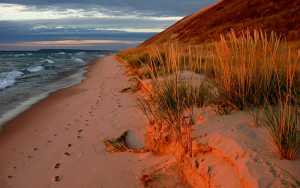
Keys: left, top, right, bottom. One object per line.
{"left": 211, "top": 30, "right": 299, "bottom": 109}
{"left": 263, "top": 100, "right": 299, "bottom": 160}
{"left": 138, "top": 73, "right": 212, "bottom": 157}
{"left": 121, "top": 30, "right": 299, "bottom": 108}
{"left": 119, "top": 29, "right": 300, "bottom": 160}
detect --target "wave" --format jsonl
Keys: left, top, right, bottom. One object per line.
{"left": 14, "top": 54, "right": 25, "bottom": 57}
{"left": 41, "top": 59, "right": 55, "bottom": 64}
{"left": 27, "top": 65, "right": 44, "bottom": 73}
{"left": 56, "top": 52, "right": 66, "bottom": 55}
{"left": 73, "top": 58, "right": 85, "bottom": 64}
{"left": 0, "top": 71, "right": 24, "bottom": 90}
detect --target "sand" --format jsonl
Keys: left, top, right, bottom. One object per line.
{"left": 138, "top": 70, "right": 300, "bottom": 188}
{"left": 1, "top": 55, "right": 299, "bottom": 188}
{"left": 186, "top": 106, "right": 300, "bottom": 188}
{"left": 0, "top": 56, "right": 168, "bottom": 188}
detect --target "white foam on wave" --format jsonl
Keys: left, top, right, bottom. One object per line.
{"left": 56, "top": 52, "right": 66, "bottom": 55}
{"left": 73, "top": 58, "right": 85, "bottom": 64}
{"left": 14, "top": 54, "right": 25, "bottom": 57}
{"left": 41, "top": 59, "right": 55, "bottom": 64}
{"left": 27, "top": 65, "right": 44, "bottom": 73}
{"left": 0, "top": 71, "right": 24, "bottom": 90}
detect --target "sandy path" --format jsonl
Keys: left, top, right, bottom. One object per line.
{"left": 0, "top": 56, "right": 162, "bottom": 188}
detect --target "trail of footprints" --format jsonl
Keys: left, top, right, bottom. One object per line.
{"left": 7, "top": 90, "right": 105, "bottom": 182}
{"left": 6, "top": 90, "right": 104, "bottom": 183}
{"left": 52, "top": 94, "right": 102, "bottom": 183}
{"left": 52, "top": 118, "right": 86, "bottom": 182}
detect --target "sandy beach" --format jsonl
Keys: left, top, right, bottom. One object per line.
{"left": 0, "top": 56, "right": 163, "bottom": 188}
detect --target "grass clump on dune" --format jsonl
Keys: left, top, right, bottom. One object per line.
{"left": 211, "top": 30, "right": 299, "bottom": 109}
{"left": 263, "top": 100, "right": 299, "bottom": 160}
{"left": 138, "top": 74, "right": 212, "bottom": 156}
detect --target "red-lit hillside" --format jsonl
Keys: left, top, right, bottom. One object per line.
{"left": 141, "top": 0, "right": 300, "bottom": 46}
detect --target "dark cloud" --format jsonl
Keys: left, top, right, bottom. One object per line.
{"left": 0, "top": 0, "right": 215, "bottom": 49}
{"left": 0, "top": 0, "right": 215, "bottom": 16}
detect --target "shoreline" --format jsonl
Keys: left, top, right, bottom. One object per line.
{"left": 0, "top": 57, "right": 97, "bottom": 131}
{"left": 0, "top": 55, "right": 161, "bottom": 188}
{"left": 0, "top": 56, "right": 99, "bottom": 135}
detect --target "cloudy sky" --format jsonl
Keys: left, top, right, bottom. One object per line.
{"left": 0, "top": 0, "right": 215, "bottom": 50}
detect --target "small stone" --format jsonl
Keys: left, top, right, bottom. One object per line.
{"left": 33, "top": 147, "right": 38, "bottom": 151}
{"left": 8, "top": 175, "right": 13, "bottom": 179}
{"left": 64, "top": 152, "right": 71, "bottom": 156}
{"left": 68, "top": 144, "right": 72, "bottom": 147}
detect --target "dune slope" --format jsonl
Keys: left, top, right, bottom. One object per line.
{"left": 142, "top": 0, "right": 300, "bottom": 46}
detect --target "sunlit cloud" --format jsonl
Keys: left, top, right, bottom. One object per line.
{"left": 93, "top": 28, "right": 164, "bottom": 33}
{"left": 0, "top": 3, "right": 183, "bottom": 21}
{"left": 31, "top": 25, "right": 165, "bottom": 33}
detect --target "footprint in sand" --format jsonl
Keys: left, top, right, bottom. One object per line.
{"left": 54, "top": 176, "right": 62, "bottom": 182}
{"left": 64, "top": 152, "right": 71, "bottom": 156}
{"left": 54, "top": 163, "right": 60, "bottom": 169}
